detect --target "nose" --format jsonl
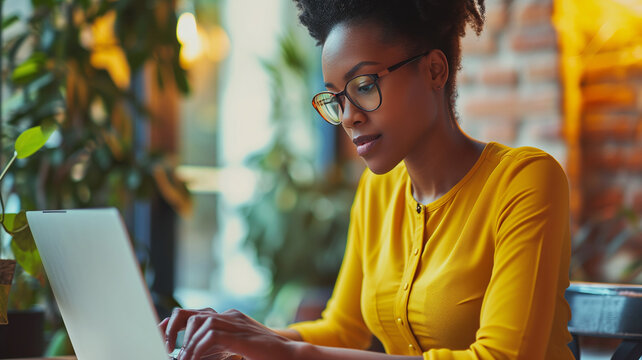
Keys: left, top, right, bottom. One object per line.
{"left": 340, "top": 98, "right": 366, "bottom": 129}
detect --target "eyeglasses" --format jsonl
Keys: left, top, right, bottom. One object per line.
{"left": 312, "top": 50, "right": 430, "bottom": 125}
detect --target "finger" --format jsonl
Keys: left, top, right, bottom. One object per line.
{"left": 183, "top": 317, "right": 216, "bottom": 358}
{"left": 158, "top": 317, "right": 170, "bottom": 337}
{"left": 186, "top": 329, "right": 219, "bottom": 360}
{"left": 199, "top": 307, "right": 218, "bottom": 314}
{"left": 166, "top": 308, "right": 195, "bottom": 352}
{"left": 213, "top": 311, "right": 245, "bottom": 332}
{"left": 182, "top": 315, "right": 208, "bottom": 351}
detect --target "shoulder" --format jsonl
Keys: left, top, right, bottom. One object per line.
{"left": 490, "top": 143, "right": 568, "bottom": 188}
{"left": 486, "top": 143, "right": 569, "bottom": 212}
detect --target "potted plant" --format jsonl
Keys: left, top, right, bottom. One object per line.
{"left": 0, "top": 124, "right": 55, "bottom": 357}
{"left": 0, "top": 0, "right": 189, "bottom": 356}
{"left": 242, "top": 30, "right": 359, "bottom": 324}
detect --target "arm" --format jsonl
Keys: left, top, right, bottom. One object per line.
{"left": 422, "top": 155, "right": 572, "bottom": 359}
{"left": 272, "top": 328, "right": 303, "bottom": 341}
{"left": 164, "top": 307, "right": 424, "bottom": 360}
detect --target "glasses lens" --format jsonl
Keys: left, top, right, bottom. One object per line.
{"left": 346, "top": 75, "right": 380, "bottom": 111}
{"left": 313, "top": 93, "right": 342, "bottom": 125}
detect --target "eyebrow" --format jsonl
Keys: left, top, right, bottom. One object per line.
{"left": 324, "top": 60, "right": 380, "bottom": 89}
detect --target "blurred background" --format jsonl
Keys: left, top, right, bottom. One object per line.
{"left": 0, "top": 0, "right": 641, "bottom": 357}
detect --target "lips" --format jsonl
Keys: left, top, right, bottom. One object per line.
{"left": 352, "top": 134, "right": 382, "bottom": 156}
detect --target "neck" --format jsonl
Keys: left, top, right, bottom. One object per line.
{"left": 404, "top": 119, "right": 485, "bottom": 205}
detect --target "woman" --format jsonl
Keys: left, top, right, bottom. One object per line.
{"left": 161, "top": 1, "right": 574, "bottom": 359}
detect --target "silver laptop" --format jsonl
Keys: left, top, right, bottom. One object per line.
{"left": 27, "top": 208, "right": 177, "bottom": 360}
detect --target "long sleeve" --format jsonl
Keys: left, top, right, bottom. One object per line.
{"left": 288, "top": 175, "right": 372, "bottom": 349}
{"left": 422, "top": 155, "right": 573, "bottom": 359}
{"left": 288, "top": 143, "right": 573, "bottom": 359}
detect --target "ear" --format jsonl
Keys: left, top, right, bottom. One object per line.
{"left": 426, "top": 50, "right": 449, "bottom": 90}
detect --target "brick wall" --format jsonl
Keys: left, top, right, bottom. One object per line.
{"left": 580, "top": 63, "right": 642, "bottom": 221}
{"left": 457, "top": 0, "right": 565, "bottom": 165}
{"left": 457, "top": 0, "right": 642, "bottom": 282}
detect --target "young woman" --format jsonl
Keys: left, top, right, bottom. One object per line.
{"left": 160, "top": 1, "right": 574, "bottom": 359}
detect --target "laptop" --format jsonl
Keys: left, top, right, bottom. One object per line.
{"left": 27, "top": 208, "right": 178, "bottom": 360}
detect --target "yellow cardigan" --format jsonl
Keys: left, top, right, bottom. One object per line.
{"left": 289, "top": 142, "right": 574, "bottom": 359}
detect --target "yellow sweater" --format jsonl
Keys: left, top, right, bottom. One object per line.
{"left": 289, "top": 142, "right": 574, "bottom": 359}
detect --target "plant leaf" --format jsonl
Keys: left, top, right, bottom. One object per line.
{"left": 14, "top": 124, "right": 56, "bottom": 159}
{"left": 2, "top": 14, "right": 20, "bottom": 29}
{"left": 11, "top": 52, "right": 47, "bottom": 85}
{"left": 1, "top": 213, "right": 18, "bottom": 233}
{"left": 9, "top": 212, "right": 44, "bottom": 284}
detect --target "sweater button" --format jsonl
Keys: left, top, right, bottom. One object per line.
{"left": 403, "top": 283, "right": 409, "bottom": 291}
{"left": 408, "top": 344, "right": 415, "bottom": 351}
{"left": 413, "top": 248, "right": 419, "bottom": 256}
{"left": 416, "top": 203, "right": 421, "bottom": 213}
{"left": 396, "top": 317, "right": 403, "bottom": 325}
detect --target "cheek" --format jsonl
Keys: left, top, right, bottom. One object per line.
{"left": 378, "top": 90, "right": 431, "bottom": 130}
{"left": 341, "top": 123, "right": 352, "bottom": 137}
{"left": 383, "top": 77, "right": 432, "bottom": 117}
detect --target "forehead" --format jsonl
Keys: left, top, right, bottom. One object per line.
{"left": 321, "top": 22, "right": 406, "bottom": 79}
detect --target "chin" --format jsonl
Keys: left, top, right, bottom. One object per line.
{"left": 363, "top": 157, "right": 401, "bottom": 175}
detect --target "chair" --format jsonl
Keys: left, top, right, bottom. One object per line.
{"left": 565, "top": 282, "right": 642, "bottom": 360}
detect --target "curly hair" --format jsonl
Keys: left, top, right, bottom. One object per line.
{"left": 292, "top": 0, "right": 486, "bottom": 122}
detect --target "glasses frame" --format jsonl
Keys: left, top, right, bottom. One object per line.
{"left": 312, "top": 50, "right": 431, "bottom": 125}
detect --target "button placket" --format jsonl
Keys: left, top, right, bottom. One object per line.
{"left": 393, "top": 202, "right": 426, "bottom": 355}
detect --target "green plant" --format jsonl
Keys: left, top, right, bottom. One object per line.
{"left": 0, "top": 0, "right": 188, "bottom": 352}
{"left": 242, "top": 30, "right": 358, "bottom": 312}
{"left": 0, "top": 124, "right": 54, "bottom": 324}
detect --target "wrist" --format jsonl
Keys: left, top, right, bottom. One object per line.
{"left": 287, "top": 339, "right": 314, "bottom": 360}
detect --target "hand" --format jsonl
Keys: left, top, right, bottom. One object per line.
{"left": 160, "top": 308, "right": 243, "bottom": 359}
{"left": 159, "top": 307, "right": 218, "bottom": 353}
{"left": 166, "top": 308, "right": 293, "bottom": 360}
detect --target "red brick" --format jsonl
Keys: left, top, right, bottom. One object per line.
{"left": 462, "top": 29, "right": 497, "bottom": 55}
{"left": 510, "top": 24, "right": 558, "bottom": 52}
{"left": 526, "top": 57, "right": 560, "bottom": 83}
{"left": 582, "top": 113, "right": 638, "bottom": 141}
{"left": 625, "top": 147, "right": 642, "bottom": 171}
{"left": 486, "top": 3, "right": 509, "bottom": 33}
{"left": 636, "top": 118, "right": 642, "bottom": 140}
{"left": 479, "top": 118, "right": 517, "bottom": 143}
{"left": 524, "top": 118, "right": 563, "bottom": 141}
{"left": 583, "top": 59, "right": 642, "bottom": 84}
{"left": 519, "top": 90, "right": 560, "bottom": 114}
{"left": 514, "top": 1, "right": 553, "bottom": 28}
{"left": 586, "top": 187, "right": 624, "bottom": 216}
{"left": 582, "top": 63, "right": 628, "bottom": 84}
{"left": 632, "top": 191, "right": 642, "bottom": 213}
{"left": 582, "top": 84, "right": 636, "bottom": 110}
{"left": 463, "top": 93, "right": 519, "bottom": 117}
{"left": 479, "top": 64, "right": 519, "bottom": 86}
{"left": 627, "top": 63, "right": 642, "bottom": 79}
{"left": 583, "top": 148, "right": 624, "bottom": 171}
{"left": 457, "top": 69, "right": 477, "bottom": 86}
